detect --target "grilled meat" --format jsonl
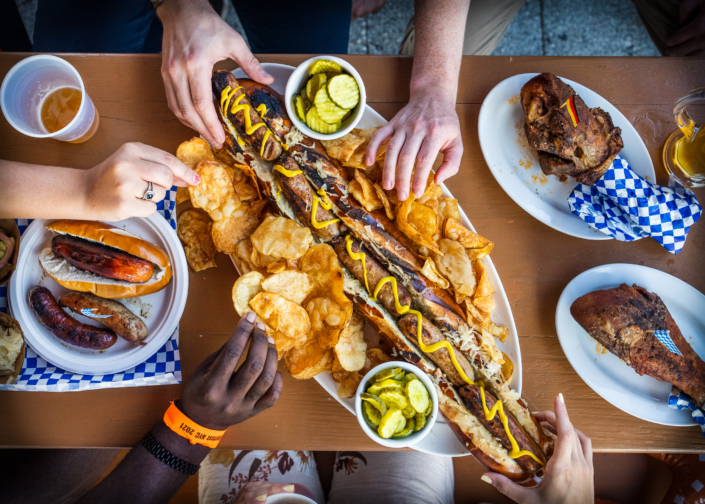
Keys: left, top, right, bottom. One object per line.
{"left": 571, "top": 283, "right": 705, "bottom": 408}
{"left": 521, "top": 73, "right": 623, "bottom": 185}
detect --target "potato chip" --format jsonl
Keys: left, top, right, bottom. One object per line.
{"left": 305, "top": 297, "right": 349, "bottom": 348}
{"left": 251, "top": 246, "right": 281, "bottom": 268}
{"left": 176, "top": 187, "right": 191, "bottom": 205}
{"left": 473, "top": 295, "right": 496, "bottom": 314}
{"left": 269, "top": 330, "right": 300, "bottom": 359}
{"left": 348, "top": 175, "right": 382, "bottom": 213}
{"left": 407, "top": 202, "right": 437, "bottom": 237}
{"left": 432, "top": 239, "right": 476, "bottom": 304}
{"left": 176, "top": 137, "right": 215, "bottom": 170}
{"left": 438, "top": 197, "right": 461, "bottom": 224}
{"left": 334, "top": 127, "right": 384, "bottom": 169}
{"left": 416, "top": 177, "right": 443, "bottom": 205}
{"left": 372, "top": 183, "right": 395, "bottom": 220}
{"left": 261, "top": 270, "right": 314, "bottom": 304}
{"left": 465, "top": 298, "right": 490, "bottom": 326}
{"left": 420, "top": 258, "right": 449, "bottom": 289}
{"left": 365, "top": 347, "right": 392, "bottom": 368}
{"left": 266, "top": 261, "right": 287, "bottom": 274}
{"left": 190, "top": 161, "right": 242, "bottom": 222}
{"left": 249, "top": 292, "right": 311, "bottom": 340}
{"left": 213, "top": 144, "right": 235, "bottom": 167}
{"left": 211, "top": 199, "right": 267, "bottom": 254}
{"left": 285, "top": 339, "right": 333, "bottom": 380}
{"left": 485, "top": 319, "right": 509, "bottom": 343}
{"left": 232, "top": 271, "right": 264, "bottom": 316}
{"left": 251, "top": 213, "right": 313, "bottom": 260}
{"left": 444, "top": 218, "right": 494, "bottom": 260}
{"left": 177, "top": 209, "right": 217, "bottom": 272}
{"left": 234, "top": 239, "right": 262, "bottom": 273}
{"left": 233, "top": 180, "right": 258, "bottom": 202}
{"left": 334, "top": 312, "right": 366, "bottom": 372}
{"left": 480, "top": 328, "right": 505, "bottom": 368}
{"left": 473, "top": 260, "right": 494, "bottom": 298}
{"left": 396, "top": 193, "right": 442, "bottom": 255}
{"left": 321, "top": 130, "right": 368, "bottom": 162}
{"left": 332, "top": 369, "right": 362, "bottom": 398}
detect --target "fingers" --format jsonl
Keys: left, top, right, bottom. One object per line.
{"left": 481, "top": 473, "right": 528, "bottom": 502}
{"left": 135, "top": 143, "right": 200, "bottom": 186}
{"left": 253, "top": 372, "right": 283, "bottom": 414}
{"left": 412, "top": 137, "right": 441, "bottom": 196}
{"left": 229, "top": 35, "right": 274, "bottom": 85}
{"left": 210, "top": 312, "right": 257, "bottom": 382}
{"left": 666, "top": 36, "right": 704, "bottom": 56}
{"left": 128, "top": 199, "right": 158, "bottom": 218}
{"left": 666, "top": 19, "right": 699, "bottom": 49}
{"left": 245, "top": 336, "right": 279, "bottom": 403}
{"left": 187, "top": 66, "right": 225, "bottom": 149}
{"left": 534, "top": 410, "right": 556, "bottom": 426}
{"left": 133, "top": 180, "right": 167, "bottom": 203}
{"left": 365, "top": 124, "right": 394, "bottom": 176}
{"left": 383, "top": 130, "right": 407, "bottom": 195}
{"left": 171, "top": 66, "right": 212, "bottom": 146}
{"left": 553, "top": 393, "right": 576, "bottom": 462}
{"left": 230, "top": 322, "right": 272, "bottom": 396}
{"left": 575, "top": 427, "right": 593, "bottom": 466}
{"left": 395, "top": 131, "right": 424, "bottom": 200}
{"left": 434, "top": 137, "right": 463, "bottom": 186}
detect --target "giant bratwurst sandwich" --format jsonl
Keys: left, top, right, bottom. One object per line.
{"left": 176, "top": 65, "right": 555, "bottom": 480}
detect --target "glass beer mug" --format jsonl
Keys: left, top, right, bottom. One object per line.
{"left": 663, "top": 87, "right": 705, "bottom": 187}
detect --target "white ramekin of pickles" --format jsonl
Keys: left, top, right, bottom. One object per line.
{"left": 284, "top": 55, "right": 366, "bottom": 140}
{"left": 355, "top": 361, "right": 439, "bottom": 448}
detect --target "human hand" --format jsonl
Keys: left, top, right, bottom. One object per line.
{"left": 157, "top": 0, "right": 274, "bottom": 148}
{"left": 351, "top": 0, "right": 387, "bottom": 21}
{"left": 666, "top": 0, "right": 705, "bottom": 56}
{"left": 482, "top": 394, "right": 594, "bottom": 504}
{"left": 364, "top": 88, "right": 463, "bottom": 201}
{"left": 180, "top": 312, "right": 282, "bottom": 431}
{"left": 82, "top": 142, "right": 198, "bottom": 221}
{"left": 234, "top": 482, "right": 315, "bottom": 503}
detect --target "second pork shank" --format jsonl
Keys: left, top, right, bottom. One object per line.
{"left": 521, "top": 73, "right": 624, "bottom": 185}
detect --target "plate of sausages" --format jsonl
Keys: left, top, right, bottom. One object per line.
{"left": 8, "top": 215, "right": 188, "bottom": 375}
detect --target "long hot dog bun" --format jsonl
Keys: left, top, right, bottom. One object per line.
{"left": 39, "top": 220, "right": 172, "bottom": 299}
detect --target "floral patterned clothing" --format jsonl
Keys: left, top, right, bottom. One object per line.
{"left": 199, "top": 450, "right": 325, "bottom": 504}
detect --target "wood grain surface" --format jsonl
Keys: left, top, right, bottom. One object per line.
{"left": 0, "top": 53, "right": 703, "bottom": 453}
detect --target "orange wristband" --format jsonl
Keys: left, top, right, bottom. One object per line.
{"left": 163, "top": 402, "right": 226, "bottom": 449}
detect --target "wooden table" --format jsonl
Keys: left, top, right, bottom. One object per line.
{"left": 1, "top": 54, "right": 703, "bottom": 454}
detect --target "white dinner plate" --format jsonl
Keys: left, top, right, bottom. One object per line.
{"left": 556, "top": 263, "right": 705, "bottom": 426}
{"left": 478, "top": 73, "right": 655, "bottom": 240}
{"left": 232, "top": 64, "right": 523, "bottom": 456}
{"left": 8, "top": 214, "right": 189, "bottom": 375}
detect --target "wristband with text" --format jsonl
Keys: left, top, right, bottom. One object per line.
{"left": 163, "top": 402, "right": 226, "bottom": 448}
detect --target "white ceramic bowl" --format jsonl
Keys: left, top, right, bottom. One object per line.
{"left": 284, "top": 55, "right": 366, "bottom": 141}
{"left": 355, "top": 361, "right": 439, "bottom": 449}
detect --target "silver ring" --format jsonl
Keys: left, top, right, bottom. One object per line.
{"left": 142, "top": 181, "right": 155, "bottom": 201}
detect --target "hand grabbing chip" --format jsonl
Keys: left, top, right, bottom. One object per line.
{"left": 249, "top": 292, "right": 311, "bottom": 340}
{"left": 177, "top": 209, "right": 217, "bottom": 272}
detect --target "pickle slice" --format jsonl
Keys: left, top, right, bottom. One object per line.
{"left": 366, "top": 378, "right": 403, "bottom": 395}
{"left": 379, "top": 390, "right": 408, "bottom": 410}
{"left": 327, "top": 74, "right": 360, "bottom": 110}
{"left": 314, "top": 87, "right": 347, "bottom": 124}
{"left": 414, "top": 411, "right": 426, "bottom": 432}
{"left": 373, "top": 367, "right": 404, "bottom": 383}
{"left": 406, "top": 378, "right": 430, "bottom": 414}
{"left": 361, "top": 392, "right": 387, "bottom": 416}
{"left": 402, "top": 405, "right": 416, "bottom": 419}
{"left": 404, "top": 373, "right": 418, "bottom": 385}
{"left": 377, "top": 407, "right": 404, "bottom": 439}
{"left": 363, "top": 401, "right": 382, "bottom": 427}
{"left": 310, "top": 59, "right": 342, "bottom": 76}
{"left": 424, "top": 401, "right": 433, "bottom": 417}
{"left": 394, "top": 417, "right": 416, "bottom": 438}
{"left": 294, "top": 95, "right": 306, "bottom": 122}
{"left": 305, "top": 106, "right": 338, "bottom": 134}
{"left": 306, "top": 73, "right": 327, "bottom": 103}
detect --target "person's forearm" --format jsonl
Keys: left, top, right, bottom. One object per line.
{"left": 76, "top": 420, "right": 210, "bottom": 504}
{"left": 0, "top": 160, "right": 88, "bottom": 219}
{"left": 410, "top": 0, "right": 470, "bottom": 101}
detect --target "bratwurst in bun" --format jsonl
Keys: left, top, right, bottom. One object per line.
{"left": 38, "top": 220, "right": 172, "bottom": 298}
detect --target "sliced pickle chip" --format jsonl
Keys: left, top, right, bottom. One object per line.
{"left": 366, "top": 378, "right": 403, "bottom": 395}
{"left": 379, "top": 390, "right": 408, "bottom": 410}
{"left": 414, "top": 411, "right": 426, "bottom": 432}
{"left": 406, "top": 378, "right": 430, "bottom": 414}
{"left": 306, "top": 73, "right": 327, "bottom": 103}
{"left": 404, "top": 373, "right": 418, "bottom": 385}
{"left": 394, "top": 417, "right": 416, "bottom": 438}
{"left": 314, "top": 87, "right": 347, "bottom": 124}
{"left": 373, "top": 367, "right": 404, "bottom": 383}
{"left": 424, "top": 400, "right": 433, "bottom": 418}
{"left": 294, "top": 95, "right": 306, "bottom": 122}
{"left": 363, "top": 401, "right": 382, "bottom": 427}
{"left": 310, "top": 59, "right": 342, "bottom": 76}
{"left": 402, "top": 405, "right": 416, "bottom": 419}
{"left": 377, "top": 407, "right": 404, "bottom": 439}
{"left": 305, "top": 106, "right": 338, "bottom": 134}
{"left": 327, "top": 74, "right": 360, "bottom": 110}
{"left": 361, "top": 393, "right": 387, "bottom": 416}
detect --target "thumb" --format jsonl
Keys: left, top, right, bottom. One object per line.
{"left": 230, "top": 37, "right": 274, "bottom": 85}
{"left": 483, "top": 472, "right": 529, "bottom": 502}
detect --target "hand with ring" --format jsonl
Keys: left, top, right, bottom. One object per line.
{"left": 82, "top": 142, "right": 200, "bottom": 221}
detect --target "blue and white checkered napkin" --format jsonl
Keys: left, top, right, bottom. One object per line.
{"left": 568, "top": 156, "right": 702, "bottom": 254}
{"left": 669, "top": 387, "right": 705, "bottom": 437}
{"left": 0, "top": 188, "right": 182, "bottom": 392}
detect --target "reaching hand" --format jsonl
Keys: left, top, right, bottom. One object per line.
{"left": 364, "top": 89, "right": 463, "bottom": 201}
{"left": 157, "top": 0, "right": 274, "bottom": 148}
{"left": 82, "top": 142, "right": 198, "bottom": 221}
{"left": 351, "top": 0, "right": 387, "bottom": 21}
{"left": 666, "top": 0, "right": 705, "bottom": 56}
{"left": 180, "top": 313, "right": 282, "bottom": 431}
{"left": 234, "top": 482, "right": 315, "bottom": 503}
{"left": 482, "top": 394, "right": 594, "bottom": 504}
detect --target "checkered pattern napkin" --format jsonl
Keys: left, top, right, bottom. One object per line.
{"left": 654, "top": 329, "right": 683, "bottom": 356}
{"left": 0, "top": 188, "right": 182, "bottom": 391}
{"left": 669, "top": 387, "right": 705, "bottom": 437}
{"left": 568, "top": 156, "right": 702, "bottom": 254}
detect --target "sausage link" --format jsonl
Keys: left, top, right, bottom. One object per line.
{"left": 29, "top": 286, "right": 117, "bottom": 350}
{"left": 51, "top": 235, "right": 153, "bottom": 283}
{"left": 239, "top": 79, "right": 292, "bottom": 143}
{"left": 459, "top": 384, "right": 546, "bottom": 476}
